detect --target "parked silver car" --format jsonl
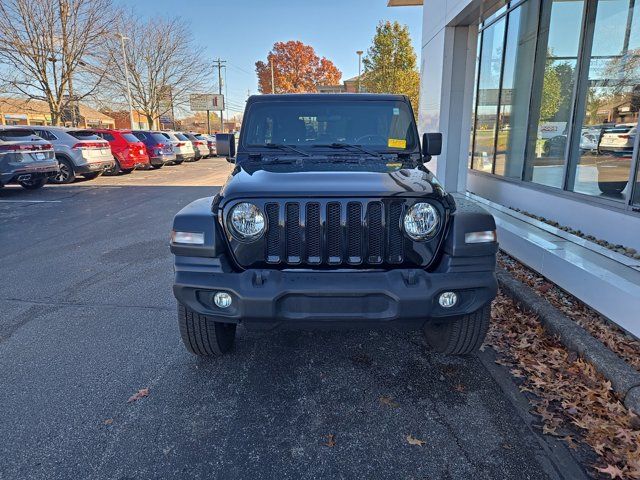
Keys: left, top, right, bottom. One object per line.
{"left": 27, "top": 126, "right": 114, "bottom": 184}
{"left": 194, "top": 133, "right": 216, "bottom": 157}
{"left": 0, "top": 127, "right": 58, "bottom": 190}
{"left": 182, "top": 132, "right": 209, "bottom": 160}
{"left": 159, "top": 131, "right": 196, "bottom": 163}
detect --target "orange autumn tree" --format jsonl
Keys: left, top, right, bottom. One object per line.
{"left": 255, "top": 41, "right": 342, "bottom": 94}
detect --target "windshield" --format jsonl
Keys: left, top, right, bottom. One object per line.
{"left": 243, "top": 100, "right": 418, "bottom": 151}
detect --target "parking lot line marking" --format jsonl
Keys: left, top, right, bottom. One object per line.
{"left": 0, "top": 199, "right": 62, "bottom": 203}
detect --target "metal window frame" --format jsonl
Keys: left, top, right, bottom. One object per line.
{"left": 470, "top": 0, "right": 640, "bottom": 215}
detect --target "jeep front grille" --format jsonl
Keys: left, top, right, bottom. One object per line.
{"left": 263, "top": 199, "right": 405, "bottom": 266}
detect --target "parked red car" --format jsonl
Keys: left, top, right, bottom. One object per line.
{"left": 93, "top": 129, "right": 150, "bottom": 175}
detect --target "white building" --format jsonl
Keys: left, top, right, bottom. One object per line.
{"left": 390, "top": 0, "right": 640, "bottom": 335}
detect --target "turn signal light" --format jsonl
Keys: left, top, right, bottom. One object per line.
{"left": 465, "top": 230, "right": 497, "bottom": 244}
{"left": 171, "top": 230, "right": 205, "bottom": 245}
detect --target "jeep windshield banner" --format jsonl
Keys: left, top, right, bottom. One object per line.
{"left": 243, "top": 100, "right": 418, "bottom": 152}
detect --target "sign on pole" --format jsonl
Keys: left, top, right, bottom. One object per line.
{"left": 189, "top": 93, "right": 224, "bottom": 112}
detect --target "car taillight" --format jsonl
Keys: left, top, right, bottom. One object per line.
{"left": 618, "top": 134, "right": 630, "bottom": 139}
{"left": 72, "top": 142, "right": 107, "bottom": 149}
{"left": 0, "top": 143, "right": 52, "bottom": 152}
{"left": 176, "top": 142, "right": 185, "bottom": 147}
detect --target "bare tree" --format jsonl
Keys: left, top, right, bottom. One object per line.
{"left": 0, "top": 0, "right": 116, "bottom": 125}
{"left": 103, "top": 16, "right": 211, "bottom": 129}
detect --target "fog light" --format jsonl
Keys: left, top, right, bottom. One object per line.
{"left": 213, "top": 292, "right": 232, "bottom": 309}
{"left": 439, "top": 291, "right": 458, "bottom": 308}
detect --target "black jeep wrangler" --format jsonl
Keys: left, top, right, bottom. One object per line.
{"left": 170, "top": 94, "right": 498, "bottom": 356}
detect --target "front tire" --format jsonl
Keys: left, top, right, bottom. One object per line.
{"left": 178, "top": 303, "right": 236, "bottom": 356}
{"left": 423, "top": 304, "right": 491, "bottom": 355}
{"left": 104, "top": 158, "right": 122, "bottom": 176}
{"left": 150, "top": 163, "right": 163, "bottom": 169}
{"left": 50, "top": 157, "right": 75, "bottom": 184}
{"left": 19, "top": 178, "right": 47, "bottom": 190}
{"left": 82, "top": 172, "right": 102, "bottom": 180}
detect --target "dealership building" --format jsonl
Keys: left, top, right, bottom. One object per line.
{"left": 390, "top": 0, "right": 640, "bottom": 335}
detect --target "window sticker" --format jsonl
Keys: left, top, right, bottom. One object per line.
{"left": 393, "top": 107, "right": 400, "bottom": 115}
{"left": 388, "top": 138, "right": 406, "bottom": 149}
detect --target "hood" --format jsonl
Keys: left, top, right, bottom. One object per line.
{"left": 219, "top": 164, "right": 445, "bottom": 201}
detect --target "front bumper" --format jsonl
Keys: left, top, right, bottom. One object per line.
{"left": 173, "top": 256, "right": 497, "bottom": 329}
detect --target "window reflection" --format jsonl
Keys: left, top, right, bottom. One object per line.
{"left": 472, "top": 18, "right": 506, "bottom": 173}
{"left": 525, "top": 0, "right": 585, "bottom": 188}
{"left": 494, "top": 1, "right": 538, "bottom": 178}
{"left": 570, "top": 0, "right": 640, "bottom": 200}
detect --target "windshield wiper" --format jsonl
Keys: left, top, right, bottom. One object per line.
{"left": 264, "top": 143, "right": 310, "bottom": 157}
{"left": 313, "top": 142, "right": 382, "bottom": 158}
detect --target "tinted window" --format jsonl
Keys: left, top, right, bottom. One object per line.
{"left": 122, "top": 133, "right": 140, "bottom": 143}
{"left": 133, "top": 132, "right": 146, "bottom": 141}
{"left": 0, "top": 129, "right": 37, "bottom": 141}
{"left": 160, "top": 132, "right": 172, "bottom": 139}
{"left": 101, "top": 133, "right": 115, "bottom": 142}
{"left": 243, "top": 100, "right": 418, "bottom": 150}
{"left": 175, "top": 133, "right": 189, "bottom": 141}
{"left": 69, "top": 130, "right": 102, "bottom": 140}
{"left": 35, "top": 130, "right": 57, "bottom": 141}
{"left": 151, "top": 133, "right": 169, "bottom": 143}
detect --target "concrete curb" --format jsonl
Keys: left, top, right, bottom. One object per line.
{"left": 496, "top": 269, "right": 640, "bottom": 414}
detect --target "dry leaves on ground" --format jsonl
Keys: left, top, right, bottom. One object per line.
{"left": 127, "top": 387, "right": 150, "bottom": 403}
{"left": 379, "top": 395, "right": 400, "bottom": 408}
{"left": 487, "top": 293, "right": 640, "bottom": 479}
{"left": 322, "top": 434, "right": 336, "bottom": 448}
{"left": 406, "top": 434, "right": 426, "bottom": 447}
{"left": 498, "top": 252, "right": 640, "bottom": 373}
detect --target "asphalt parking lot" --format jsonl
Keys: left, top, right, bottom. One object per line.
{"left": 0, "top": 160, "right": 579, "bottom": 480}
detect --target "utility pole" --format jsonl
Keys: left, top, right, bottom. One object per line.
{"left": 356, "top": 50, "right": 363, "bottom": 93}
{"left": 270, "top": 57, "right": 275, "bottom": 94}
{"left": 118, "top": 33, "right": 135, "bottom": 129}
{"left": 214, "top": 58, "right": 226, "bottom": 132}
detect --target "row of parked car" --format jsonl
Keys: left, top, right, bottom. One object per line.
{"left": 0, "top": 126, "right": 218, "bottom": 190}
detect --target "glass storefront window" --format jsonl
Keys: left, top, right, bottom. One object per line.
{"left": 494, "top": 0, "right": 539, "bottom": 177}
{"left": 569, "top": 0, "right": 640, "bottom": 200}
{"left": 472, "top": 18, "right": 506, "bottom": 173}
{"left": 524, "top": 0, "right": 585, "bottom": 188}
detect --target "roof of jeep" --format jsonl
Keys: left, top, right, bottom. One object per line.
{"left": 247, "top": 93, "right": 408, "bottom": 102}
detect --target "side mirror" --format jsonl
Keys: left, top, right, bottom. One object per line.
{"left": 216, "top": 133, "right": 236, "bottom": 162}
{"left": 422, "top": 132, "right": 442, "bottom": 161}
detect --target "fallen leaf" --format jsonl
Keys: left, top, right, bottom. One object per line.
{"left": 322, "top": 434, "right": 336, "bottom": 448}
{"left": 595, "top": 464, "right": 625, "bottom": 479}
{"left": 103, "top": 418, "right": 113, "bottom": 426}
{"left": 379, "top": 395, "right": 399, "bottom": 408}
{"left": 128, "top": 387, "right": 150, "bottom": 403}
{"left": 406, "top": 434, "right": 426, "bottom": 447}
{"left": 453, "top": 383, "right": 466, "bottom": 393}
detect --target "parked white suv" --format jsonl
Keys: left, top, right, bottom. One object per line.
{"left": 28, "top": 126, "right": 114, "bottom": 184}
{"left": 160, "top": 131, "right": 196, "bottom": 163}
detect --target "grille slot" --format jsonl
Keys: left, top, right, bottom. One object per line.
{"left": 388, "top": 201, "right": 404, "bottom": 263}
{"left": 285, "top": 203, "right": 301, "bottom": 263}
{"left": 265, "top": 203, "right": 280, "bottom": 263}
{"left": 305, "top": 203, "right": 321, "bottom": 264}
{"left": 326, "top": 202, "right": 342, "bottom": 264}
{"left": 367, "top": 202, "right": 383, "bottom": 264}
{"left": 347, "top": 202, "right": 362, "bottom": 263}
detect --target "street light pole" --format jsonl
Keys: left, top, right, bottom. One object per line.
{"left": 270, "top": 57, "right": 275, "bottom": 94}
{"left": 356, "top": 50, "right": 363, "bottom": 93}
{"left": 118, "top": 33, "right": 135, "bottom": 130}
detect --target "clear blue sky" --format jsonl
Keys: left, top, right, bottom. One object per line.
{"left": 117, "top": 0, "right": 423, "bottom": 117}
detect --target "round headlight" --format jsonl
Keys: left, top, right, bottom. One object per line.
{"left": 403, "top": 202, "right": 439, "bottom": 240}
{"left": 229, "top": 202, "right": 265, "bottom": 240}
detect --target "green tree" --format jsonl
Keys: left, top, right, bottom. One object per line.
{"left": 539, "top": 61, "right": 562, "bottom": 122}
{"left": 362, "top": 21, "right": 420, "bottom": 111}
